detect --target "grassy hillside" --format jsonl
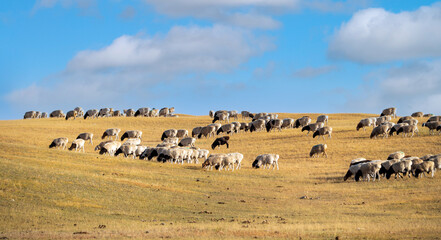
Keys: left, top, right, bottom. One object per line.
{"left": 1, "top": 113, "right": 441, "bottom": 239}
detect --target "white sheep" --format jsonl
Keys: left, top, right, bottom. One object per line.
{"left": 252, "top": 154, "right": 279, "bottom": 170}
{"left": 68, "top": 139, "right": 85, "bottom": 152}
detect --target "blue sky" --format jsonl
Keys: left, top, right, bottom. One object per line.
{"left": 1, "top": 0, "right": 441, "bottom": 119}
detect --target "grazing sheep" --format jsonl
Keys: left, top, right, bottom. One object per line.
{"left": 387, "top": 151, "right": 405, "bottom": 160}
{"left": 121, "top": 130, "right": 142, "bottom": 141}
{"left": 410, "top": 158, "right": 424, "bottom": 176}
{"left": 376, "top": 116, "right": 391, "bottom": 126}
{"left": 211, "top": 136, "right": 230, "bottom": 150}
{"left": 251, "top": 113, "right": 268, "bottom": 121}
{"left": 294, "top": 116, "right": 311, "bottom": 128}
{"left": 402, "top": 119, "right": 418, "bottom": 126}
{"left": 397, "top": 116, "right": 413, "bottom": 123}
{"left": 158, "top": 107, "right": 170, "bottom": 117}
{"left": 192, "top": 126, "right": 203, "bottom": 137}
{"left": 134, "top": 107, "right": 149, "bottom": 117}
{"left": 423, "top": 121, "right": 441, "bottom": 135}
{"left": 34, "top": 111, "right": 41, "bottom": 118}
{"left": 355, "top": 162, "right": 382, "bottom": 182}
{"left": 370, "top": 125, "right": 389, "bottom": 139}
{"left": 202, "top": 154, "right": 225, "bottom": 170}
{"left": 148, "top": 108, "right": 159, "bottom": 117}
{"left": 212, "top": 112, "right": 230, "bottom": 123}
{"left": 74, "top": 107, "right": 84, "bottom": 117}
{"left": 240, "top": 122, "right": 250, "bottom": 132}
{"left": 386, "top": 160, "right": 413, "bottom": 179}
{"left": 196, "top": 149, "right": 210, "bottom": 163}
{"left": 379, "top": 159, "right": 400, "bottom": 176}
{"left": 426, "top": 115, "right": 441, "bottom": 123}
{"left": 84, "top": 109, "right": 98, "bottom": 119}
{"left": 414, "top": 161, "right": 436, "bottom": 178}
{"left": 122, "top": 138, "right": 141, "bottom": 146}
{"left": 266, "top": 119, "right": 283, "bottom": 132}
{"left": 428, "top": 155, "right": 441, "bottom": 169}
{"left": 68, "top": 139, "right": 85, "bottom": 152}
{"left": 227, "top": 152, "right": 244, "bottom": 169}
{"left": 124, "top": 109, "right": 135, "bottom": 117}
{"left": 316, "top": 115, "right": 328, "bottom": 124}
{"left": 396, "top": 125, "right": 418, "bottom": 138}
{"left": 94, "top": 140, "right": 114, "bottom": 152}
{"left": 217, "top": 123, "right": 235, "bottom": 135}
{"left": 388, "top": 123, "right": 409, "bottom": 136}
{"left": 228, "top": 111, "right": 239, "bottom": 121}
{"left": 380, "top": 107, "right": 397, "bottom": 118}
{"left": 98, "top": 108, "right": 112, "bottom": 117}
{"left": 411, "top": 112, "right": 423, "bottom": 118}
{"left": 134, "top": 145, "right": 147, "bottom": 158}
{"left": 111, "top": 110, "right": 121, "bottom": 117}
{"left": 24, "top": 111, "right": 36, "bottom": 119}
{"left": 163, "top": 137, "right": 179, "bottom": 145}
{"left": 100, "top": 141, "right": 121, "bottom": 156}
{"left": 178, "top": 137, "right": 196, "bottom": 147}
{"left": 65, "top": 110, "right": 77, "bottom": 120}
{"left": 249, "top": 119, "right": 266, "bottom": 132}
{"left": 344, "top": 163, "right": 365, "bottom": 181}
{"left": 50, "top": 110, "right": 65, "bottom": 118}
{"left": 175, "top": 129, "right": 189, "bottom": 138}
{"left": 241, "top": 111, "right": 251, "bottom": 120}
{"left": 209, "top": 110, "right": 215, "bottom": 118}
{"left": 313, "top": 126, "right": 332, "bottom": 139}
{"left": 232, "top": 122, "right": 241, "bottom": 133}
{"left": 49, "top": 137, "right": 68, "bottom": 149}
{"left": 281, "top": 118, "right": 295, "bottom": 129}
{"left": 219, "top": 154, "right": 236, "bottom": 171}
{"left": 161, "top": 129, "right": 178, "bottom": 141}
{"left": 302, "top": 122, "right": 324, "bottom": 135}
{"left": 115, "top": 144, "right": 137, "bottom": 158}
{"left": 197, "top": 126, "right": 216, "bottom": 139}
{"left": 76, "top": 133, "right": 93, "bottom": 144}
{"left": 356, "top": 118, "right": 375, "bottom": 131}
{"left": 102, "top": 128, "right": 121, "bottom": 140}
{"left": 41, "top": 112, "right": 48, "bottom": 118}
{"left": 310, "top": 144, "right": 327, "bottom": 158}
{"left": 252, "top": 154, "right": 279, "bottom": 170}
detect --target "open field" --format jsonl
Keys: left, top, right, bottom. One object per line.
{"left": 1, "top": 113, "right": 441, "bottom": 239}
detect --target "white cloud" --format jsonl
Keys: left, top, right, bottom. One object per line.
{"left": 32, "top": 0, "right": 98, "bottom": 15}
{"left": 329, "top": 3, "right": 441, "bottom": 63}
{"left": 293, "top": 65, "right": 337, "bottom": 78}
{"left": 344, "top": 60, "right": 441, "bottom": 115}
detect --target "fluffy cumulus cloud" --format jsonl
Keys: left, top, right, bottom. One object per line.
{"left": 6, "top": 25, "right": 273, "bottom": 112}
{"left": 345, "top": 60, "right": 441, "bottom": 115}
{"left": 329, "top": 3, "right": 441, "bottom": 63}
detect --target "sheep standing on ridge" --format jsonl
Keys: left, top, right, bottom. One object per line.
{"left": 50, "top": 110, "right": 65, "bottom": 118}
{"left": 65, "top": 110, "right": 77, "bottom": 120}
{"left": 380, "top": 107, "right": 396, "bottom": 118}
{"left": 124, "top": 109, "right": 135, "bottom": 117}
{"left": 135, "top": 107, "right": 150, "bottom": 117}
{"left": 74, "top": 107, "right": 84, "bottom": 117}
{"left": 84, "top": 109, "right": 98, "bottom": 119}
{"left": 24, "top": 111, "right": 36, "bottom": 119}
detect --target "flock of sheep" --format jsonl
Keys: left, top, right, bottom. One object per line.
{"left": 23, "top": 107, "right": 177, "bottom": 120}
{"left": 44, "top": 106, "right": 441, "bottom": 179}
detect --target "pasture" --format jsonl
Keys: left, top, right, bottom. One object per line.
{"left": 1, "top": 113, "right": 441, "bottom": 239}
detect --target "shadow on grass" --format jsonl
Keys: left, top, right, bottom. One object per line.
{"left": 183, "top": 165, "right": 201, "bottom": 171}
{"left": 314, "top": 176, "right": 344, "bottom": 183}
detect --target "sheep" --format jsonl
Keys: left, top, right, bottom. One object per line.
{"left": 143, "top": 147, "right": 168, "bottom": 161}
{"left": 197, "top": 126, "right": 216, "bottom": 139}
{"left": 219, "top": 154, "right": 236, "bottom": 171}
{"left": 196, "top": 149, "right": 210, "bottom": 163}
{"left": 178, "top": 137, "right": 196, "bottom": 147}
{"left": 217, "top": 123, "right": 235, "bottom": 135}
{"left": 396, "top": 125, "right": 418, "bottom": 137}
{"left": 232, "top": 122, "right": 241, "bottom": 133}
{"left": 98, "top": 108, "right": 112, "bottom": 117}
{"left": 411, "top": 112, "right": 423, "bottom": 118}
{"left": 376, "top": 116, "right": 391, "bottom": 126}
{"left": 100, "top": 141, "right": 121, "bottom": 156}
{"left": 281, "top": 118, "right": 295, "bottom": 129}
{"left": 176, "top": 129, "right": 189, "bottom": 138}
{"left": 249, "top": 119, "right": 266, "bottom": 132}
{"left": 344, "top": 163, "right": 365, "bottom": 181}
{"left": 159, "top": 107, "right": 171, "bottom": 117}
{"left": 158, "top": 148, "right": 187, "bottom": 164}
{"left": 423, "top": 121, "right": 441, "bottom": 135}
{"left": 388, "top": 123, "right": 409, "bottom": 136}
{"left": 240, "top": 122, "right": 250, "bottom": 132}
{"left": 34, "top": 111, "right": 41, "bottom": 118}
{"left": 380, "top": 107, "right": 397, "bottom": 118}
{"left": 294, "top": 116, "right": 311, "bottom": 128}
{"left": 94, "top": 140, "right": 114, "bottom": 152}
{"left": 241, "top": 111, "right": 251, "bottom": 120}
{"left": 355, "top": 161, "right": 382, "bottom": 182}
{"left": 349, "top": 158, "right": 368, "bottom": 166}
{"left": 50, "top": 110, "right": 65, "bottom": 118}
{"left": 192, "top": 126, "right": 203, "bottom": 137}
{"left": 209, "top": 110, "right": 215, "bottom": 118}
{"left": 316, "top": 115, "right": 328, "bottom": 124}
{"left": 227, "top": 152, "right": 244, "bottom": 169}
{"left": 202, "top": 154, "right": 225, "bottom": 170}
{"left": 24, "top": 111, "right": 36, "bottom": 119}
{"left": 76, "top": 133, "right": 93, "bottom": 144}
{"left": 212, "top": 112, "right": 230, "bottom": 123}
{"left": 41, "top": 112, "right": 48, "bottom": 118}
{"left": 429, "top": 155, "right": 441, "bottom": 169}
{"left": 68, "top": 139, "right": 85, "bottom": 152}
{"left": 161, "top": 129, "right": 178, "bottom": 141}
{"left": 387, "top": 151, "right": 405, "bottom": 160}
{"left": 414, "top": 161, "right": 436, "bottom": 178}
{"left": 163, "top": 137, "right": 179, "bottom": 145}
{"left": 115, "top": 144, "right": 138, "bottom": 158}
{"left": 84, "top": 109, "right": 98, "bottom": 119}
{"left": 269, "top": 113, "right": 278, "bottom": 119}
{"left": 121, "top": 130, "right": 142, "bottom": 141}
{"left": 149, "top": 108, "right": 159, "bottom": 117}
{"left": 74, "top": 107, "right": 84, "bottom": 117}
{"left": 386, "top": 160, "right": 413, "bottom": 179}
{"left": 370, "top": 125, "right": 389, "bottom": 139}
{"left": 101, "top": 128, "right": 121, "bottom": 140}
{"left": 402, "top": 119, "right": 418, "bottom": 126}
{"left": 49, "top": 137, "right": 68, "bottom": 149}
{"left": 211, "top": 136, "right": 230, "bottom": 150}
{"left": 124, "top": 109, "right": 135, "bottom": 117}
{"left": 426, "top": 115, "right": 441, "bottom": 122}
{"left": 228, "top": 110, "right": 239, "bottom": 121}
{"left": 397, "top": 116, "right": 413, "bottom": 123}
{"left": 266, "top": 119, "right": 283, "bottom": 132}
{"left": 135, "top": 145, "right": 147, "bottom": 158}
{"left": 302, "top": 122, "right": 325, "bottom": 135}
{"left": 252, "top": 112, "right": 268, "bottom": 121}
{"left": 310, "top": 144, "right": 327, "bottom": 158}
{"left": 252, "top": 154, "right": 279, "bottom": 170}
{"left": 410, "top": 158, "right": 424, "bottom": 176}
{"left": 356, "top": 118, "right": 375, "bottom": 131}
{"left": 65, "top": 110, "right": 77, "bottom": 120}
{"left": 379, "top": 159, "right": 400, "bottom": 176}
{"left": 122, "top": 138, "right": 141, "bottom": 146}
{"left": 313, "top": 126, "right": 332, "bottom": 139}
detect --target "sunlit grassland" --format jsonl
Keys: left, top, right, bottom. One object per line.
{"left": 1, "top": 113, "right": 441, "bottom": 239}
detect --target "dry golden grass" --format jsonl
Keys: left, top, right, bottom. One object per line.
{"left": 1, "top": 113, "right": 441, "bottom": 239}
